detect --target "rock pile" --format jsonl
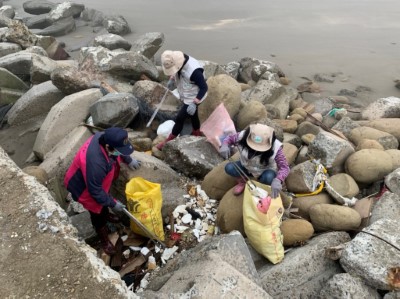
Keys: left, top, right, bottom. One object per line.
{"left": 0, "top": 1, "right": 399, "bottom": 298}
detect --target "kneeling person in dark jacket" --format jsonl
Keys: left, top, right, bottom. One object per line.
{"left": 64, "top": 127, "right": 141, "bottom": 255}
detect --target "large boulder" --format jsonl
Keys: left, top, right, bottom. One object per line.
{"left": 129, "top": 32, "right": 164, "bottom": 59}
{"left": 385, "top": 168, "right": 400, "bottom": 195}
{"left": 7, "top": 80, "right": 64, "bottom": 125}
{"left": 89, "top": 92, "right": 139, "bottom": 128}
{"left": 144, "top": 232, "right": 270, "bottom": 298}
{"left": 103, "top": 15, "right": 131, "bottom": 35}
{"left": 361, "top": 96, "right": 400, "bottom": 120}
{"left": 163, "top": 136, "right": 224, "bottom": 179}
{"left": 93, "top": 33, "right": 131, "bottom": 51}
{"left": 258, "top": 231, "right": 351, "bottom": 298}
{"left": 216, "top": 188, "right": 245, "bottom": 236}
{"left": 237, "top": 57, "right": 284, "bottom": 84}
{"left": 308, "top": 131, "right": 355, "bottom": 174}
{"left": 386, "top": 149, "right": 400, "bottom": 171}
{"left": 364, "top": 118, "right": 400, "bottom": 143}
{"left": 369, "top": 191, "right": 400, "bottom": 224}
{"left": 326, "top": 173, "right": 359, "bottom": 203}
{"left": 309, "top": 204, "right": 361, "bottom": 231}
{"left": 32, "top": 16, "right": 76, "bottom": 37}
{"left": 33, "top": 88, "right": 103, "bottom": 160}
{"left": 244, "top": 80, "right": 285, "bottom": 105}
{"left": 236, "top": 100, "right": 268, "bottom": 131}
{"left": 0, "top": 51, "right": 57, "bottom": 84}
{"left": 345, "top": 149, "right": 393, "bottom": 184}
{"left": 0, "top": 66, "right": 29, "bottom": 105}
{"left": 319, "top": 273, "right": 381, "bottom": 299}
{"left": 201, "top": 160, "right": 237, "bottom": 200}
{"left": 350, "top": 126, "right": 399, "bottom": 150}
{"left": 286, "top": 160, "right": 318, "bottom": 194}
{"left": 23, "top": 0, "right": 57, "bottom": 15}
{"left": 340, "top": 219, "right": 400, "bottom": 290}
{"left": 0, "top": 42, "right": 21, "bottom": 58}
{"left": 198, "top": 74, "right": 241, "bottom": 123}
{"left": 78, "top": 47, "right": 158, "bottom": 81}
{"left": 331, "top": 116, "right": 361, "bottom": 139}
{"left": 48, "top": 2, "right": 85, "bottom": 22}
{"left": 280, "top": 219, "right": 314, "bottom": 246}
{"left": 292, "top": 192, "right": 334, "bottom": 220}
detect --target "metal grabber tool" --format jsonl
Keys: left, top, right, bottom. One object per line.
{"left": 229, "top": 159, "right": 272, "bottom": 214}
{"left": 146, "top": 87, "right": 169, "bottom": 128}
{"left": 122, "top": 208, "right": 167, "bottom": 248}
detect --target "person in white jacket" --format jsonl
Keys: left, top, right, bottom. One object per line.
{"left": 156, "top": 50, "right": 208, "bottom": 150}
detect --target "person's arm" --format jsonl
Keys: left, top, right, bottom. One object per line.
{"left": 86, "top": 158, "right": 116, "bottom": 207}
{"left": 190, "top": 68, "right": 208, "bottom": 100}
{"left": 221, "top": 131, "right": 244, "bottom": 147}
{"left": 274, "top": 147, "right": 290, "bottom": 182}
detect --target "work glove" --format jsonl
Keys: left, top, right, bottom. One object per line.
{"left": 271, "top": 178, "right": 282, "bottom": 199}
{"left": 219, "top": 144, "right": 230, "bottom": 160}
{"left": 129, "top": 159, "right": 141, "bottom": 170}
{"left": 186, "top": 103, "right": 197, "bottom": 116}
{"left": 113, "top": 201, "right": 125, "bottom": 212}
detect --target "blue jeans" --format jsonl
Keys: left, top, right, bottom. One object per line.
{"left": 225, "top": 161, "right": 276, "bottom": 185}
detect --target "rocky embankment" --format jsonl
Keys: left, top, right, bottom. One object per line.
{"left": 0, "top": 1, "right": 399, "bottom": 298}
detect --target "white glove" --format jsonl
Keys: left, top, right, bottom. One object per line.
{"left": 113, "top": 201, "right": 125, "bottom": 212}
{"left": 219, "top": 144, "right": 230, "bottom": 159}
{"left": 187, "top": 103, "right": 197, "bottom": 116}
{"left": 129, "top": 159, "right": 141, "bottom": 170}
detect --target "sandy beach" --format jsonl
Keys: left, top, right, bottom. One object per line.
{"left": 6, "top": 0, "right": 400, "bottom": 102}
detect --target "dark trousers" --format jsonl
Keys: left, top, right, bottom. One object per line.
{"left": 172, "top": 104, "right": 200, "bottom": 136}
{"left": 89, "top": 206, "right": 109, "bottom": 230}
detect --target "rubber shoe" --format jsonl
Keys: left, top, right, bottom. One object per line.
{"left": 156, "top": 133, "right": 176, "bottom": 151}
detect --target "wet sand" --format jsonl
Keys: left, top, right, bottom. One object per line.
{"left": 7, "top": 0, "right": 400, "bottom": 103}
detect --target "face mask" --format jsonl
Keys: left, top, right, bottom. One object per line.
{"left": 111, "top": 150, "right": 122, "bottom": 157}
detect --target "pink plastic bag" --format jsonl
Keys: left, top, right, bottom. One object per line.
{"left": 200, "top": 103, "right": 236, "bottom": 150}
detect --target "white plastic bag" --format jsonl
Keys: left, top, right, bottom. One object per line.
{"left": 157, "top": 120, "right": 175, "bottom": 137}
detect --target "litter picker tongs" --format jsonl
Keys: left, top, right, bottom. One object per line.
{"left": 122, "top": 208, "right": 167, "bottom": 248}
{"left": 228, "top": 158, "right": 269, "bottom": 201}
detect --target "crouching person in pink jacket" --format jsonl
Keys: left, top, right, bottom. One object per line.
{"left": 64, "top": 127, "right": 141, "bottom": 255}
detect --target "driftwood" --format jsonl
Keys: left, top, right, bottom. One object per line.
{"left": 119, "top": 254, "right": 146, "bottom": 277}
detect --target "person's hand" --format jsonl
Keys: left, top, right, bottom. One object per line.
{"left": 271, "top": 178, "right": 282, "bottom": 198}
{"left": 129, "top": 159, "right": 141, "bottom": 170}
{"left": 219, "top": 144, "right": 230, "bottom": 160}
{"left": 113, "top": 201, "right": 126, "bottom": 212}
{"left": 193, "top": 98, "right": 201, "bottom": 104}
{"left": 187, "top": 103, "right": 197, "bottom": 116}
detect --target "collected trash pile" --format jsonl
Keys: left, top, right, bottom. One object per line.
{"left": 91, "top": 182, "right": 219, "bottom": 293}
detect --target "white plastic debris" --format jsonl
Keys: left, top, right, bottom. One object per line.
{"left": 173, "top": 205, "right": 188, "bottom": 218}
{"left": 121, "top": 235, "right": 128, "bottom": 242}
{"left": 122, "top": 249, "right": 130, "bottom": 259}
{"left": 175, "top": 225, "right": 189, "bottom": 233}
{"left": 194, "top": 219, "right": 202, "bottom": 230}
{"left": 129, "top": 246, "right": 142, "bottom": 251}
{"left": 36, "top": 209, "right": 53, "bottom": 220}
{"left": 181, "top": 213, "right": 192, "bottom": 224}
{"left": 161, "top": 246, "right": 179, "bottom": 264}
{"left": 139, "top": 273, "right": 151, "bottom": 289}
{"left": 192, "top": 229, "right": 200, "bottom": 241}
{"left": 140, "top": 247, "right": 150, "bottom": 256}
{"left": 154, "top": 245, "right": 161, "bottom": 253}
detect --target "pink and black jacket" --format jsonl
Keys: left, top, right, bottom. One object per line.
{"left": 64, "top": 132, "right": 132, "bottom": 214}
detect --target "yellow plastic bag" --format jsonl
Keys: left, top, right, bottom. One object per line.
{"left": 125, "top": 177, "right": 165, "bottom": 241}
{"left": 243, "top": 181, "right": 284, "bottom": 264}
